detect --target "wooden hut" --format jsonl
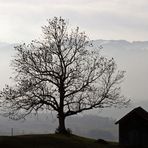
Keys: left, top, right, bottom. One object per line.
{"left": 115, "top": 107, "right": 148, "bottom": 147}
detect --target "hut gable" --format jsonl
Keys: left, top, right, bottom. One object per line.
{"left": 116, "top": 107, "right": 148, "bottom": 147}
{"left": 116, "top": 107, "right": 148, "bottom": 124}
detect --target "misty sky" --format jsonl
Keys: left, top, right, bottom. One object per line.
{"left": 0, "top": 0, "right": 148, "bottom": 115}
{"left": 0, "top": 0, "right": 148, "bottom": 42}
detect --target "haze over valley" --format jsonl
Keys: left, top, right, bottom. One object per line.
{"left": 0, "top": 39, "right": 147, "bottom": 120}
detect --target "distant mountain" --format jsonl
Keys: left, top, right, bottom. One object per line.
{"left": 0, "top": 40, "right": 147, "bottom": 141}
{"left": 0, "top": 42, "right": 15, "bottom": 52}
{"left": 89, "top": 40, "right": 148, "bottom": 120}
{"left": 0, "top": 42, "right": 15, "bottom": 89}
{"left": 0, "top": 39, "right": 148, "bottom": 112}
{"left": 92, "top": 39, "right": 148, "bottom": 51}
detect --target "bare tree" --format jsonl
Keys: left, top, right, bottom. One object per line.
{"left": 0, "top": 17, "right": 129, "bottom": 134}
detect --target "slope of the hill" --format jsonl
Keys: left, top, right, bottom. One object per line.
{"left": 0, "top": 134, "right": 120, "bottom": 148}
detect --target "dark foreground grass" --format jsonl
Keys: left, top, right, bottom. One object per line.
{"left": 0, "top": 134, "right": 120, "bottom": 148}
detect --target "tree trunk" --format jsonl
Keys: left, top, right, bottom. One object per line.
{"left": 58, "top": 78, "right": 67, "bottom": 134}
{"left": 57, "top": 114, "right": 67, "bottom": 134}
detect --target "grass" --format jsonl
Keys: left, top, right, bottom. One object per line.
{"left": 0, "top": 134, "right": 120, "bottom": 148}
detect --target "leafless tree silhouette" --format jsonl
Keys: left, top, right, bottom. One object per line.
{"left": 0, "top": 17, "right": 129, "bottom": 134}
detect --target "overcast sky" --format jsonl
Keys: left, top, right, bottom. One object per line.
{"left": 0, "top": 0, "right": 148, "bottom": 42}
{"left": 0, "top": 0, "right": 148, "bottom": 116}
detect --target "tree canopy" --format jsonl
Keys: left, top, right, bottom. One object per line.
{"left": 0, "top": 17, "right": 129, "bottom": 134}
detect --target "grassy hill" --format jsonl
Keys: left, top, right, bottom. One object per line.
{"left": 0, "top": 134, "right": 120, "bottom": 148}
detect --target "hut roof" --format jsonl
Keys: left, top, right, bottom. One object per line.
{"left": 115, "top": 107, "right": 148, "bottom": 124}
